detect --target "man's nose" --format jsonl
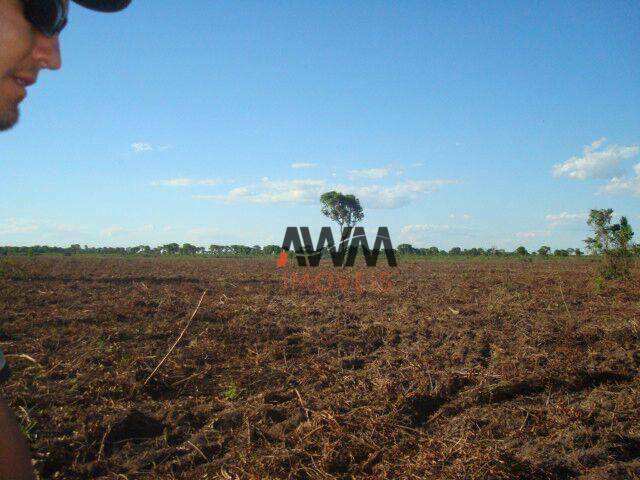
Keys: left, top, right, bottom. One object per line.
{"left": 32, "top": 33, "right": 62, "bottom": 70}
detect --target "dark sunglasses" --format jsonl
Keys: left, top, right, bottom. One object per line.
{"left": 21, "top": 0, "right": 68, "bottom": 38}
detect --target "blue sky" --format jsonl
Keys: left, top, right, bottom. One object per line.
{"left": 1, "top": 0, "right": 639, "bottom": 250}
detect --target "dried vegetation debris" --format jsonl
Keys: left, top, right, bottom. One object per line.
{"left": 0, "top": 256, "right": 638, "bottom": 478}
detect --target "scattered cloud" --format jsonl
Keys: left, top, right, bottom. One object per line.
{"left": 598, "top": 163, "right": 640, "bottom": 197}
{"left": 195, "top": 178, "right": 324, "bottom": 205}
{"left": 348, "top": 168, "right": 391, "bottom": 180}
{"left": 551, "top": 138, "right": 639, "bottom": 180}
{"left": 449, "top": 213, "right": 472, "bottom": 220}
{"left": 131, "top": 142, "right": 171, "bottom": 153}
{"left": 411, "top": 162, "right": 425, "bottom": 168}
{"left": 101, "top": 224, "right": 154, "bottom": 237}
{"left": 50, "top": 223, "right": 88, "bottom": 233}
{"left": 194, "top": 177, "right": 457, "bottom": 209}
{"left": 402, "top": 223, "right": 473, "bottom": 235}
{"left": 0, "top": 218, "right": 39, "bottom": 235}
{"left": 545, "top": 212, "right": 587, "bottom": 227}
{"left": 516, "top": 230, "right": 550, "bottom": 239}
{"left": 101, "top": 226, "right": 126, "bottom": 237}
{"left": 402, "top": 224, "right": 453, "bottom": 234}
{"left": 351, "top": 180, "right": 457, "bottom": 208}
{"left": 401, "top": 223, "right": 474, "bottom": 246}
{"left": 290, "top": 162, "right": 317, "bottom": 169}
{"left": 152, "top": 178, "right": 222, "bottom": 187}
{"left": 131, "top": 142, "right": 153, "bottom": 153}
{"left": 0, "top": 219, "right": 90, "bottom": 238}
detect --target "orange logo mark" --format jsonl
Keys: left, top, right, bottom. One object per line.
{"left": 277, "top": 250, "right": 288, "bottom": 267}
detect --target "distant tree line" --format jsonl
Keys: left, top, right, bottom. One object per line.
{"left": 0, "top": 243, "right": 282, "bottom": 257}
{"left": 393, "top": 245, "right": 594, "bottom": 257}
{"left": 1, "top": 208, "right": 636, "bottom": 261}
{"left": 1, "top": 242, "right": 637, "bottom": 258}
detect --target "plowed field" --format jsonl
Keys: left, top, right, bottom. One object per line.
{"left": 1, "top": 256, "right": 639, "bottom": 479}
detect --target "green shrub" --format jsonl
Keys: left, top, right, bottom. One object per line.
{"left": 585, "top": 209, "right": 635, "bottom": 280}
{"left": 221, "top": 385, "right": 239, "bottom": 400}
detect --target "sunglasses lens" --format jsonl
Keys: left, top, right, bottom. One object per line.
{"left": 22, "top": 0, "right": 66, "bottom": 37}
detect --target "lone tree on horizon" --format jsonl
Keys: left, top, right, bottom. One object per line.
{"left": 320, "top": 191, "right": 364, "bottom": 231}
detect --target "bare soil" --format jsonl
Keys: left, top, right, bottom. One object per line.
{"left": 0, "top": 256, "right": 639, "bottom": 479}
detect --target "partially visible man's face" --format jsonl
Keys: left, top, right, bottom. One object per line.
{"left": 0, "top": 0, "right": 62, "bottom": 131}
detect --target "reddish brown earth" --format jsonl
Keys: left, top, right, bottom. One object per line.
{"left": 0, "top": 256, "right": 639, "bottom": 479}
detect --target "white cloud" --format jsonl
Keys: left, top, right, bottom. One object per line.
{"left": 545, "top": 212, "right": 587, "bottom": 227}
{"left": 400, "top": 223, "right": 474, "bottom": 246}
{"left": 348, "top": 168, "right": 390, "bottom": 180}
{"left": 152, "top": 178, "right": 222, "bottom": 187}
{"left": 0, "top": 219, "right": 91, "bottom": 240}
{"left": 227, "top": 186, "right": 251, "bottom": 198}
{"left": 552, "top": 138, "right": 639, "bottom": 180}
{"left": 290, "top": 162, "right": 317, "bottom": 169}
{"left": 516, "top": 230, "right": 550, "bottom": 239}
{"left": 449, "top": 213, "right": 472, "bottom": 220}
{"left": 195, "top": 178, "right": 325, "bottom": 205}
{"left": 194, "top": 177, "right": 457, "bottom": 209}
{"left": 101, "top": 226, "right": 126, "bottom": 237}
{"left": 350, "top": 180, "right": 457, "bottom": 208}
{"left": 101, "top": 224, "right": 154, "bottom": 237}
{"left": 598, "top": 163, "right": 640, "bottom": 197}
{"left": 402, "top": 224, "right": 452, "bottom": 234}
{"left": 131, "top": 142, "right": 153, "bottom": 153}
{"left": 51, "top": 223, "right": 88, "bottom": 233}
{"left": 0, "top": 218, "right": 39, "bottom": 235}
